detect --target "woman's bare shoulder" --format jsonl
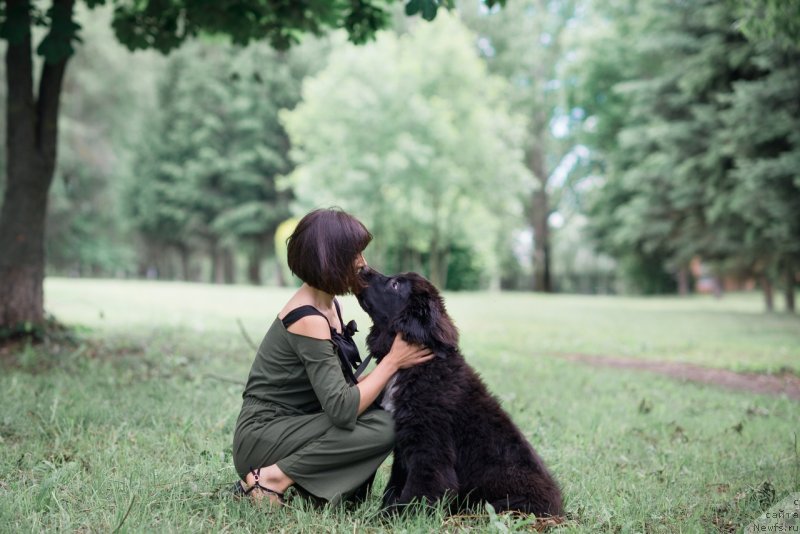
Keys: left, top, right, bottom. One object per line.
{"left": 285, "top": 315, "right": 331, "bottom": 340}
{"left": 278, "top": 295, "right": 331, "bottom": 340}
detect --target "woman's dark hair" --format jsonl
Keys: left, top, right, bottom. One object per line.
{"left": 287, "top": 208, "right": 372, "bottom": 295}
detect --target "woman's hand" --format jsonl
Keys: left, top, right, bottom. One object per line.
{"left": 384, "top": 333, "right": 434, "bottom": 370}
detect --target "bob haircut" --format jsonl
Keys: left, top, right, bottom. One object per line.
{"left": 287, "top": 208, "right": 373, "bottom": 295}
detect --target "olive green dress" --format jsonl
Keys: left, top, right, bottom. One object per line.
{"left": 233, "top": 315, "right": 394, "bottom": 504}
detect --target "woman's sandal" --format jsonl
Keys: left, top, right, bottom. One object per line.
{"left": 231, "top": 467, "right": 285, "bottom": 505}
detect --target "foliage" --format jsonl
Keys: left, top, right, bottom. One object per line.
{"left": 718, "top": 43, "right": 800, "bottom": 281}
{"left": 1, "top": 1, "right": 512, "bottom": 63}
{"left": 43, "top": 6, "right": 154, "bottom": 276}
{"left": 570, "top": 0, "right": 800, "bottom": 297}
{"left": 0, "top": 1, "right": 396, "bottom": 62}
{"left": 445, "top": 245, "right": 484, "bottom": 291}
{"left": 282, "top": 13, "right": 531, "bottom": 289}
{"left": 732, "top": 0, "right": 800, "bottom": 47}
{"left": 123, "top": 39, "right": 319, "bottom": 280}
{"left": 461, "top": 0, "right": 579, "bottom": 162}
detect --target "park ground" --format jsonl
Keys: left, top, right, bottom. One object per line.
{"left": 1, "top": 278, "right": 799, "bottom": 532}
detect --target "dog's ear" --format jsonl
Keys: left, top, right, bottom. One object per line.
{"left": 395, "top": 281, "right": 458, "bottom": 352}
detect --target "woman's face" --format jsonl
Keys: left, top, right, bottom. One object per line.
{"left": 354, "top": 253, "right": 368, "bottom": 274}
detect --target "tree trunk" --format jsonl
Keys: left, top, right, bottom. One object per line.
{"left": 223, "top": 247, "right": 235, "bottom": 284}
{"left": 157, "top": 245, "right": 174, "bottom": 279}
{"left": 439, "top": 247, "right": 450, "bottom": 290}
{"left": 527, "top": 142, "right": 552, "bottom": 293}
{"left": 247, "top": 254, "right": 261, "bottom": 285}
{"left": 785, "top": 264, "right": 796, "bottom": 313}
{"left": 428, "top": 199, "right": 441, "bottom": 288}
{"left": 0, "top": 1, "right": 73, "bottom": 329}
{"left": 400, "top": 244, "right": 411, "bottom": 272}
{"left": 677, "top": 268, "right": 689, "bottom": 296}
{"left": 275, "top": 261, "right": 286, "bottom": 286}
{"left": 412, "top": 249, "right": 423, "bottom": 273}
{"left": 761, "top": 275, "right": 774, "bottom": 312}
{"left": 531, "top": 187, "right": 552, "bottom": 292}
{"left": 177, "top": 245, "right": 191, "bottom": 281}
{"left": 429, "top": 224, "right": 446, "bottom": 289}
{"left": 712, "top": 276, "right": 723, "bottom": 299}
{"left": 247, "top": 239, "right": 264, "bottom": 285}
{"left": 429, "top": 249, "right": 442, "bottom": 288}
{"left": 209, "top": 239, "right": 222, "bottom": 284}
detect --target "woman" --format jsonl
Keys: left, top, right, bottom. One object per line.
{"left": 232, "top": 208, "right": 433, "bottom": 507}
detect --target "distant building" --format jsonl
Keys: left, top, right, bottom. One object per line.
{"left": 690, "top": 257, "right": 756, "bottom": 295}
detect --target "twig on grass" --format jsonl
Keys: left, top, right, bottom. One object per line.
{"left": 203, "top": 373, "right": 245, "bottom": 386}
{"left": 112, "top": 494, "right": 136, "bottom": 534}
{"left": 236, "top": 319, "right": 258, "bottom": 351}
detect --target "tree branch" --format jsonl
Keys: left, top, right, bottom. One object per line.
{"left": 35, "top": 0, "right": 75, "bottom": 183}
{"left": 5, "top": 0, "right": 36, "bottom": 157}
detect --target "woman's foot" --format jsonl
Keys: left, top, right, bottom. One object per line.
{"left": 231, "top": 479, "right": 281, "bottom": 505}
{"left": 243, "top": 482, "right": 284, "bottom": 507}
{"left": 241, "top": 465, "right": 293, "bottom": 507}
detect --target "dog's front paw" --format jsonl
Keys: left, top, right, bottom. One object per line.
{"left": 381, "top": 486, "right": 400, "bottom": 509}
{"left": 381, "top": 494, "right": 404, "bottom": 517}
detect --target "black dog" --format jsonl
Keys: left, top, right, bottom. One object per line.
{"left": 356, "top": 268, "right": 563, "bottom": 516}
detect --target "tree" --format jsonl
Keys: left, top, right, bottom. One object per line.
{"left": 125, "top": 40, "right": 315, "bottom": 284}
{"left": 122, "top": 51, "right": 205, "bottom": 280}
{"left": 727, "top": 0, "right": 800, "bottom": 312}
{"left": 570, "top": 0, "right": 800, "bottom": 308}
{"left": 283, "top": 13, "right": 530, "bottom": 289}
{"left": 462, "top": 0, "right": 581, "bottom": 292}
{"left": 571, "top": 0, "right": 756, "bottom": 294}
{"left": 719, "top": 41, "right": 800, "bottom": 311}
{"left": 0, "top": 0, "right": 504, "bottom": 331}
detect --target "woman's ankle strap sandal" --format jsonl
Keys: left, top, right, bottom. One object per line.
{"left": 240, "top": 467, "right": 285, "bottom": 503}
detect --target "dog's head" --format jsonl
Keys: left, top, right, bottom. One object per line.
{"left": 356, "top": 267, "right": 458, "bottom": 361}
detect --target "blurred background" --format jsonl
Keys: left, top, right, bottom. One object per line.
{"left": 1, "top": 0, "right": 798, "bottom": 308}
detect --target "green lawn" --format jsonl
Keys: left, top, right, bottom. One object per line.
{"left": 1, "top": 278, "right": 798, "bottom": 532}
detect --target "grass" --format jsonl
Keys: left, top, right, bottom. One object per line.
{"left": 42, "top": 278, "right": 800, "bottom": 374}
{"left": 1, "top": 277, "right": 799, "bottom": 532}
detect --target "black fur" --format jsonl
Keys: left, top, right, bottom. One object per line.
{"left": 356, "top": 268, "right": 564, "bottom": 516}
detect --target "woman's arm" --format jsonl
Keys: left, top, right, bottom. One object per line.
{"left": 355, "top": 334, "right": 433, "bottom": 414}
{"left": 288, "top": 315, "right": 361, "bottom": 429}
{"left": 288, "top": 315, "right": 432, "bottom": 418}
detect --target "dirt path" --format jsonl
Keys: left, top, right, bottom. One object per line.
{"left": 557, "top": 353, "right": 800, "bottom": 400}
